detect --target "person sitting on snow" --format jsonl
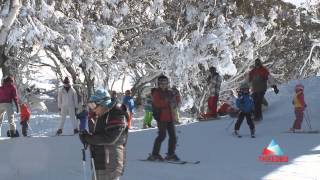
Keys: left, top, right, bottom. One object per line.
{"left": 218, "top": 90, "right": 239, "bottom": 118}
{"left": 234, "top": 83, "right": 255, "bottom": 138}
{"left": 289, "top": 84, "right": 307, "bottom": 133}
{"left": 20, "top": 103, "right": 31, "bottom": 137}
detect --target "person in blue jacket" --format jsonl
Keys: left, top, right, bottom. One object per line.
{"left": 122, "top": 90, "right": 135, "bottom": 129}
{"left": 234, "top": 83, "right": 255, "bottom": 137}
{"left": 76, "top": 104, "right": 89, "bottom": 131}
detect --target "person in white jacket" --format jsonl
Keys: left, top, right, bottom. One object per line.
{"left": 56, "top": 77, "right": 79, "bottom": 135}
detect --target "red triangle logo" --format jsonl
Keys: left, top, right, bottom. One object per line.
{"left": 261, "top": 147, "right": 275, "bottom": 156}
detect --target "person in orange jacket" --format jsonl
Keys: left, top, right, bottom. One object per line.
{"left": 20, "top": 103, "right": 31, "bottom": 136}
{"left": 289, "top": 84, "right": 307, "bottom": 132}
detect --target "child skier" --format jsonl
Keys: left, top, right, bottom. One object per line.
{"left": 20, "top": 103, "right": 31, "bottom": 137}
{"left": 234, "top": 83, "right": 255, "bottom": 138}
{"left": 76, "top": 104, "right": 89, "bottom": 131}
{"left": 289, "top": 84, "right": 307, "bottom": 133}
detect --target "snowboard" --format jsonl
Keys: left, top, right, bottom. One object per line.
{"left": 139, "top": 159, "right": 200, "bottom": 165}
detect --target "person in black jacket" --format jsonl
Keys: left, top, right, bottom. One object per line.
{"left": 79, "top": 89, "right": 129, "bottom": 180}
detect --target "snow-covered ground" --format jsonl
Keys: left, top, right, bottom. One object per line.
{"left": 0, "top": 77, "right": 320, "bottom": 180}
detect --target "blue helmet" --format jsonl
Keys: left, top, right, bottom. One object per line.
{"left": 89, "top": 89, "right": 114, "bottom": 108}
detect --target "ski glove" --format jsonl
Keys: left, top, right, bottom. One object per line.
{"left": 272, "top": 85, "right": 279, "bottom": 94}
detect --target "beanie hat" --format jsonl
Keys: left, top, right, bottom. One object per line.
{"left": 295, "top": 84, "right": 304, "bottom": 91}
{"left": 255, "top": 58, "right": 262, "bottom": 67}
{"left": 240, "top": 83, "right": 250, "bottom": 93}
{"left": 3, "top": 76, "right": 14, "bottom": 83}
{"left": 89, "top": 89, "right": 114, "bottom": 109}
{"left": 63, "top": 77, "right": 70, "bottom": 84}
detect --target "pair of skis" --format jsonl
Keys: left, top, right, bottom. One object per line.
{"left": 139, "top": 159, "right": 200, "bottom": 165}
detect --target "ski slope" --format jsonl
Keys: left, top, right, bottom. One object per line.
{"left": 0, "top": 77, "right": 320, "bottom": 180}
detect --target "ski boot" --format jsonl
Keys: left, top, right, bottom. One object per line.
{"left": 74, "top": 129, "right": 79, "bottom": 134}
{"left": 165, "top": 154, "right": 180, "bottom": 161}
{"left": 56, "top": 129, "right": 63, "bottom": 136}
{"left": 234, "top": 130, "right": 241, "bottom": 138}
{"left": 147, "top": 154, "right": 164, "bottom": 161}
{"left": 250, "top": 129, "right": 255, "bottom": 138}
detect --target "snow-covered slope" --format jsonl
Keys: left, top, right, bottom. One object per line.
{"left": 0, "top": 77, "right": 320, "bottom": 180}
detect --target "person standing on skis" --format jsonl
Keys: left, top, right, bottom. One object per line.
{"left": 248, "top": 58, "right": 279, "bottom": 121}
{"left": 289, "top": 84, "right": 307, "bottom": 133}
{"left": 56, "top": 77, "right": 79, "bottom": 135}
{"left": 234, "top": 83, "right": 255, "bottom": 138}
{"left": 79, "top": 89, "right": 129, "bottom": 180}
{"left": 122, "top": 90, "right": 135, "bottom": 129}
{"left": 147, "top": 75, "right": 180, "bottom": 161}
{"left": 20, "top": 102, "right": 31, "bottom": 137}
{"left": 0, "top": 76, "right": 20, "bottom": 137}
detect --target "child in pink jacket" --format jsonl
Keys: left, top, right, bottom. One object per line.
{"left": 290, "top": 84, "right": 307, "bottom": 132}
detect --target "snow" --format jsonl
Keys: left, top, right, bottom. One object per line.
{"left": 1, "top": 77, "right": 320, "bottom": 180}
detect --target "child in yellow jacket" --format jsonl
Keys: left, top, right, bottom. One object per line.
{"left": 290, "top": 84, "right": 307, "bottom": 132}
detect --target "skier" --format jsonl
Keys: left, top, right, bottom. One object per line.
{"left": 289, "top": 84, "right": 307, "bottom": 133}
{"left": 143, "top": 93, "right": 153, "bottom": 129}
{"left": 76, "top": 104, "right": 89, "bottom": 131}
{"left": 20, "top": 103, "right": 31, "bottom": 137}
{"left": 234, "top": 83, "right": 255, "bottom": 138}
{"left": 56, "top": 77, "right": 79, "bottom": 135}
{"left": 200, "top": 66, "right": 222, "bottom": 120}
{"left": 122, "top": 90, "right": 135, "bottom": 129}
{"left": 147, "top": 75, "right": 180, "bottom": 161}
{"left": 0, "top": 76, "right": 20, "bottom": 137}
{"left": 248, "top": 58, "right": 279, "bottom": 121}
{"left": 79, "top": 89, "right": 129, "bottom": 180}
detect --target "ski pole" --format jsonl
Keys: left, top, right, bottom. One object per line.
{"left": 27, "top": 122, "right": 34, "bottom": 135}
{"left": 82, "top": 148, "right": 87, "bottom": 180}
{"left": 304, "top": 109, "right": 312, "bottom": 130}
{"left": 225, "top": 118, "right": 236, "bottom": 131}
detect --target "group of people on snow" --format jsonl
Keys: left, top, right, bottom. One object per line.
{"left": 0, "top": 57, "right": 311, "bottom": 180}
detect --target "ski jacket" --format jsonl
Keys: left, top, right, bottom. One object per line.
{"left": 0, "top": 82, "right": 18, "bottom": 104}
{"left": 207, "top": 73, "right": 222, "bottom": 97}
{"left": 236, "top": 93, "right": 254, "bottom": 113}
{"left": 20, "top": 104, "right": 31, "bottom": 122}
{"left": 86, "top": 103, "right": 129, "bottom": 170}
{"left": 249, "top": 66, "right": 270, "bottom": 93}
{"left": 123, "top": 95, "right": 135, "bottom": 113}
{"left": 57, "top": 87, "right": 78, "bottom": 109}
{"left": 152, "top": 88, "right": 177, "bottom": 122}
{"left": 76, "top": 110, "right": 88, "bottom": 130}
{"left": 293, "top": 91, "right": 306, "bottom": 109}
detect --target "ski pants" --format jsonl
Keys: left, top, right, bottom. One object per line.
{"left": 59, "top": 106, "right": 77, "bottom": 130}
{"left": 143, "top": 110, "right": 153, "bottom": 127}
{"left": 152, "top": 121, "right": 177, "bottom": 156}
{"left": 292, "top": 108, "right": 304, "bottom": 129}
{"left": 0, "top": 103, "right": 16, "bottom": 134}
{"left": 93, "top": 144, "right": 125, "bottom": 180}
{"left": 20, "top": 121, "right": 29, "bottom": 136}
{"left": 234, "top": 112, "right": 255, "bottom": 131}
{"left": 207, "top": 96, "right": 218, "bottom": 117}
{"left": 251, "top": 91, "right": 266, "bottom": 120}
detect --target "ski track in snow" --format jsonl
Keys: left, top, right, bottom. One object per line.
{"left": 0, "top": 77, "right": 320, "bottom": 180}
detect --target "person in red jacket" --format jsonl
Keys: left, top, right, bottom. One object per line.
{"left": 0, "top": 76, "right": 20, "bottom": 137}
{"left": 20, "top": 103, "right": 31, "bottom": 136}
{"left": 147, "top": 75, "right": 180, "bottom": 161}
